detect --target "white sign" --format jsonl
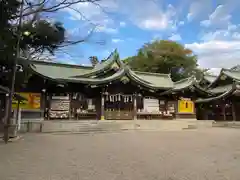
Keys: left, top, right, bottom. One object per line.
{"left": 143, "top": 98, "right": 159, "bottom": 112}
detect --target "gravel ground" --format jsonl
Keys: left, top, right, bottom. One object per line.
{"left": 1, "top": 129, "right": 240, "bottom": 180}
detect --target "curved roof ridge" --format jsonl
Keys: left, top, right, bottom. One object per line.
{"left": 204, "top": 74, "right": 218, "bottom": 78}
{"left": 174, "top": 76, "right": 195, "bottom": 85}
{"left": 51, "top": 68, "right": 126, "bottom": 84}
{"left": 231, "top": 65, "right": 240, "bottom": 71}
{"left": 26, "top": 59, "right": 93, "bottom": 69}
{"left": 223, "top": 68, "right": 240, "bottom": 73}
{"left": 207, "top": 68, "right": 226, "bottom": 88}
{"left": 71, "top": 49, "right": 122, "bottom": 78}
{"left": 127, "top": 69, "right": 173, "bottom": 89}
{"left": 129, "top": 70, "right": 154, "bottom": 85}
{"left": 133, "top": 71, "right": 171, "bottom": 77}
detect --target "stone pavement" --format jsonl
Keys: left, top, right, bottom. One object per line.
{"left": 1, "top": 128, "right": 240, "bottom": 180}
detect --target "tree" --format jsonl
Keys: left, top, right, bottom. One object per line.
{"left": 0, "top": 0, "right": 102, "bottom": 143}
{"left": 0, "top": 0, "right": 101, "bottom": 64}
{"left": 124, "top": 40, "right": 206, "bottom": 81}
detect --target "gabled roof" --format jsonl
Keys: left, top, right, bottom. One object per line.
{"left": 222, "top": 69, "right": 240, "bottom": 81}
{"left": 26, "top": 50, "right": 175, "bottom": 90}
{"left": 201, "top": 74, "right": 217, "bottom": 83}
{"left": 27, "top": 50, "right": 219, "bottom": 94}
{"left": 231, "top": 65, "right": 240, "bottom": 71}
{"left": 71, "top": 49, "right": 122, "bottom": 78}
{"left": 196, "top": 82, "right": 238, "bottom": 103}
{"left": 29, "top": 60, "right": 92, "bottom": 80}
{"left": 209, "top": 84, "right": 233, "bottom": 94}
{"left": 207, "top": 68, "right": 240, "bottom": 88}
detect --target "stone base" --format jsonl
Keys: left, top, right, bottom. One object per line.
{"left": 175, "top": 113, "right": 196, "bottom": 119}
{"left": 19, "top": 121, "right": 43, "bottom": 133}
{"left": 0, "top": 124, "right": 18, "bottom": 138}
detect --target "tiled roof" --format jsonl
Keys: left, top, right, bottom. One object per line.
{"left": 196, "top": 83, "right": 237, "bottom": 103}
{"left": 132, "top": 71, "right": 174, "bottom": 89}
{"left": 29, "top": 61, "right": 92, "bottom": 79}
{"left": 203, "top": 74, "right": 217, "bottom": 83}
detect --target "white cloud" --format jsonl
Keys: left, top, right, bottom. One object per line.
{"left": 232, "top": 32, "right": 240, "bottom": 40}
{"left": 122, "top": 3, "right": 177, "bottom": 31}
{"left": 187, "top": 0, "right": 211, "bottom": 21}
{"left": 120, "top": 21, "right": 126, "bottom": 27}
{"left": 96, "top": 26, "right": 118, "bottom": 34}
{"left": 186, "top": 40, "right": 240, "bottom": 69}
{"left": 169, "top": 34, "right": 182, "bottom": 41}
{"left": 139, "top": 16, "right": 168, "bottom": 30}
{"left": 63, "top": 0, "right": 118, "bottom": 34}
{"left": 64, "top": 1, "right": 180, "bottom": 32}
{"left": 200, "top": 23, "right": 240, "bottom": 42}
{"left": 179, "top": 21, "right": 184, "bottom": 26}
{"left": 112, "top": 38, "right": 124, "bottom": 43}
{"left": 200, "top": 5, "right": 231, "bottom": 28}
{"left": 201, "top": 30, "right": 230, "bottom": 41}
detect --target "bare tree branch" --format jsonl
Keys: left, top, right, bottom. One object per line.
{"left": 57, "top": 25, "right": 97, "bottom": 47}
{"left": 13, "top": 0, "right": 101, "bottom": 19}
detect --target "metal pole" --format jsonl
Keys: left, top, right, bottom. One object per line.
{"left": 4, "top": 0, "right": 24, "bottom": 143}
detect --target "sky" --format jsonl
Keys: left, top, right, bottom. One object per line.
{"left": 51, "top": 0, "right": 240, "bottom": 73}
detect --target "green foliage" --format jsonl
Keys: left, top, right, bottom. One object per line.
{"left": 0, "top": 0, "right": 66, "bottom": 65}
{"left": 0, "top": 0, "right": 20, "bottom": 61}
{"left": 124, "top": 40, "right": 205, "bottom": 81}
{"left": 21, "top": 20, "right": 65, "bottom": 54}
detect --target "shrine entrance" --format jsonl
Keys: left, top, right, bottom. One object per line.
{"left": 104, "top": 93, "right": 134, "bottom": 120}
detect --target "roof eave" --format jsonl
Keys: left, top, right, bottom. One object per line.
{"left": 127, "top": 68, "right": 172, "bottom": 90}
{"left": 57, "top": 69, "right": 126, "bottom": 85}
{"left": 196, "top": 83, "right": 237, "bottom": 103}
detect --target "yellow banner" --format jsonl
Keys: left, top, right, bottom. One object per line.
{"left": 12, "top": 93, "right": 41, "bottom": 110}
{"left": 178, "top": 99, "right": 194, "bottom": 114}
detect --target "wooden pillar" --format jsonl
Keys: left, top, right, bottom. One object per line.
{"left": 47, "top": 93, "right": 51, "bottom": 120}
{"left": 15, "top": 100, "right": 20, "bottom": 126}
{"left": 100, "top": 92, "right": 105, "bottom": 120}
{"left": 222, "top": 103, "right": 226, "bottom": 121}
{"left": 41, "top": 91, "right": 46, "bottom": 120}
{"left": 68, "top": 93, "right": 72, "bottom": 120}
{"left": 232, "top": 102, "right": 236, "bottom": 121}
{"left": 133, "top": 94, "right": 137, "bottom": 120}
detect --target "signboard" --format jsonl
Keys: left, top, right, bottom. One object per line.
{"left": 178, "top": 99, "right": 194, "bottom": 114}
{"left": 51, "top": 96, "right": 69, "bottom": 100}
{"left": 143, "top": 98, "right": 159, "bottom": 112}
{"left": 12, "top": 93, "right": 41, "bottom": 110}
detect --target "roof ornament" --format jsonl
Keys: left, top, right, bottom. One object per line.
{"left": 220, "top": 75, "right": 227, "bottom": 80}
{"left": 111, "top": 63, "right": 119, "bottom": 71}
{"left": 121, "top": 76, "right": 130, "bottom": 84}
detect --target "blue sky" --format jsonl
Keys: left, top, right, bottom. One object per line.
{"left": 50, "top": 0, "right": 240, "bottom": 72}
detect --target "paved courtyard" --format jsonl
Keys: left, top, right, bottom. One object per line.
{"left": 1, "top": 129, "right": 240, "bottom": 180}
